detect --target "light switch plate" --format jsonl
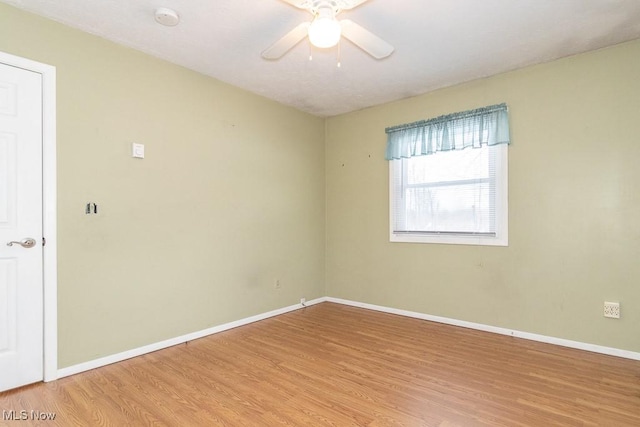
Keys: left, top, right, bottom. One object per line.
{"left": 132, "top": 143, "right": 145, "bottom": 159}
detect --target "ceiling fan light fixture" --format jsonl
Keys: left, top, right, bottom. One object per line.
{"left": 261, "top": 0, "right": 393, "bottom": 61}
{"left": 308, "top": 10, "right": 341, "bottom": 48}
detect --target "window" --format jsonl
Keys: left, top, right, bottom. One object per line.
{"left": 386, "top": 104, "right": 510, "bottom": 246}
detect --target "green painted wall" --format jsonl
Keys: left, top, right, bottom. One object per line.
{"left": 2, "top": 2, "right": 639, "bottom": 368}
{"left": 0, "top": 3, "right": 326, "bottom": 368}
{"left": 325, "top": 39, "right": 640, "bottom": 352}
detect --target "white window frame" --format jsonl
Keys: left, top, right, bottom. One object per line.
{"left": 389, "top": 144, "right": 508, "bottom": 246}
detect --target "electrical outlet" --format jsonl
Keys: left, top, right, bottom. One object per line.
{"left": 274, "top": 279, "right": 281, "bottom": 290}
{"left": 604, "top": 301, "right": 620, "bottom": 319}
{"left": 300, "top": 297, "right": 306, "bottom": 305}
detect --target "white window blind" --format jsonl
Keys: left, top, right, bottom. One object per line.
{"left": 392, "top": 145, "right": 499, "bottom": 235}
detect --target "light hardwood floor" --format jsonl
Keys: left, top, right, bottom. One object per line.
{"left": 1, "top": 302, "right": 639, "bottom": 426}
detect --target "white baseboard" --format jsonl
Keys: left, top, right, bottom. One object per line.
{"left": 56, "top": 297, "right": 326, "bottom": 380}
{"left": 57, "top": 295, "right": 639, "bottom": 380}
{"left": 326, "top": 297, "right": 640, "bottom": 361}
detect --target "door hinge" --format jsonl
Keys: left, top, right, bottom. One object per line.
{"left": 42, "top": 237, "right": 46, "bottom": 247}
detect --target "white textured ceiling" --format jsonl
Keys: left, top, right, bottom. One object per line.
{"left": 4, "top": 0, "right": 640, "bottom": 117}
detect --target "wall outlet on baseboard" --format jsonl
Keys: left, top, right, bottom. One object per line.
{"left": 300, "top": 297, "right": 306, "bottom": 305}
{"left": 604, "top": 301, "right": 620, "bottom": 319}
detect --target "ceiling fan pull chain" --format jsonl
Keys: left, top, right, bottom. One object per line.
{"left": 337, "top": 40, "right": 342, "bottom": 68}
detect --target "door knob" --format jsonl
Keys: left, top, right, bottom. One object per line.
{"left": 6, "top": 238, "right": 37, "bottom": 248}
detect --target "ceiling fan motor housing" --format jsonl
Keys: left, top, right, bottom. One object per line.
{"left": 310, "top": 0, "right": 341, "bottom": 15}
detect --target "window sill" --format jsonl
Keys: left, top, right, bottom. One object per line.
{"left": 390, "top": 232, "right": 508, "bottom": 247}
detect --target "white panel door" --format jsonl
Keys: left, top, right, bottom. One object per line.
{"left": 0, "top": 62, "right": 43, "bottom": 391}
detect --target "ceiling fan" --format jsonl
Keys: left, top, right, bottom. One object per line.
{"left": 262, "top": 0, "right": 394, "bottom": 60}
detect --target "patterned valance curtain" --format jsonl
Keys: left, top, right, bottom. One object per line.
{"left": 385, "top": 103, "right": 510, "bottom": 160}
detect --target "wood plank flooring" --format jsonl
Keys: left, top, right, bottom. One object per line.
{"left": 1, "top": 302, "right": 639, "bottom": 426}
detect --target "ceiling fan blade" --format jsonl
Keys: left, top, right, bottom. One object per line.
{"left": 340, "top": 19, "right": 394, "bottom": 59}
{"left": 261, "top": 22, "right": 311, "bottom": 59}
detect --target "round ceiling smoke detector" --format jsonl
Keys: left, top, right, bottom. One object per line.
{"left": 154, "top": 8, "right": 180, "bottom": 26}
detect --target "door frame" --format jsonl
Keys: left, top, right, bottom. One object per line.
{"left": 0, "top": 50, "right": 57, "bottom": 382}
